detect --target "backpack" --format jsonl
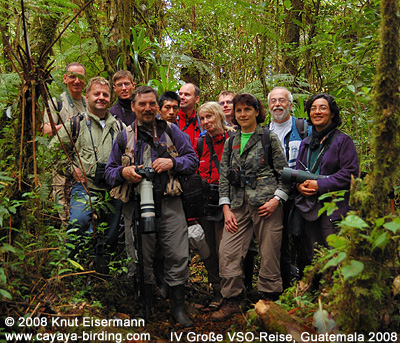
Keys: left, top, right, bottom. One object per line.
{"left": 228, "top": 126, "right": 275, "bottom": 172}
{"left": 71, "top": 113, "right": 124, "bottom": 143}
{"left": 196, "top": 130, "right": 234, "bottom": 175}
{"left": 294, "top": 117, "right": 309, "bottom": 140}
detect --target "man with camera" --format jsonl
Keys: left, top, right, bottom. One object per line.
{"left": 50, "top": 77, "right": 124, "bottom": 274}
{"left": 105, "top": 86, "right": 198, "bottom": 327}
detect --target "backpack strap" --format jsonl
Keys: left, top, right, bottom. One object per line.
{"left": 116, "top": 124, "right": 135, "bottom": 166}
{"left": 261, "top": 126, "right": 280, "bottom": 180}
{"left": 57, "top": 100, "right": 63, "bottom": 113}
{"left": 228, "top": 131, "right": 235, "bottom": 161}
{"left": 205, "top": 134, "right": 221, "bottom": 175}
{"left": 116, "top": 118, "right": 124, "bottom": 132}
{"left": 261, "top": 127, "right": 273, "bottom": 170}
{"left": 71, "top": 113, "right": 84, "bottom": 143}
{"left": 196, "top": 135, "right": 205, "bottom": 158}
{"left": 295, "top": 118, "right": 308, "bottom": 140}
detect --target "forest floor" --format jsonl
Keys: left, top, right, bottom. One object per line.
{"left": 2, "top": 252, "right": 316, "bottom": 343}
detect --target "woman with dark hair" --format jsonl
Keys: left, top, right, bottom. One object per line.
{"left": 295, "top": 93, "right": 359, "bottom": 270}
{"left": 211, "top": 94, "right": 291, "bottom": 321}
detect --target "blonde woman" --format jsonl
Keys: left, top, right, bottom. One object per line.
{"left": 195, "top": 102, "right": 233, "bottom": 310}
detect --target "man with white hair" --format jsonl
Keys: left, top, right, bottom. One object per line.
{"left": 268, "top": 86, "right": 310, "bottom": 289}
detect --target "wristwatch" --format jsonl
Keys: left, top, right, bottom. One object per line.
{"left": 273, "top": 195, "right": 281, "bottom": 203}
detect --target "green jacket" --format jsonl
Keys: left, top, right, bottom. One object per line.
{"left": 219, "top": 125, "right": 290, "bottom": 209}
{"left": 50, "top": 111, "right": 124, "bottom": 191}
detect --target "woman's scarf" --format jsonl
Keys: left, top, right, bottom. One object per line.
{"left": 309, "top": 121, "right": 337, "bottom": 150}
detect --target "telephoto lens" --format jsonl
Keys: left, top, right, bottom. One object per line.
{"left": 282, "top": 167, "right": 328, "bottom": 184}
{"left": 138, "top": 179, "right": 157, "bottom": 234}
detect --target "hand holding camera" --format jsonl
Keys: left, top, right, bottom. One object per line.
{"left": 122, "top": 165, "right": 144, "bottom": 183}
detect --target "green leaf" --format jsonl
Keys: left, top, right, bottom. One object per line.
{"left": 341, "top": 260, "right": 364, "bottom": 280}
{"left": 383, "top": 220, "right": 400, "bottom": 234}
{"left": 338, "top": 215, "right": 369, "bottom": 229}
{"left": 326, "top": 234, "right": 348, "bottom": 249}
{"left": 292, "top": 18, "right": 303, "bottom": 29}
{"left": 58, "top": 269, "right": 73, "bottom": 275}
{"left": 68, "top": 259, "right": 84, "bottom": 271}
{"left": 0, "top": 289, "right": 12, "bottom": 300}
{"left": 318, "top": 190, "right": 347, "bottom": 200}
{"left": 0, "top": 243, "right": 16, "bottom": 254}
{"left": 324, "top": 201, "right": 339, "bottom": 216}
{"left": 375, "top": 217, "right": 385, "bottom": 228}
{"left": 371, "top": 231, "right": 389, "bottom": 252}
{"left": 347, "top": 85, "right": 356, "bottom": 93}
{"left": 283, "top": 0, "right": 291, "bottom": 9}
{"left": 0, "top": 269, "right": 6, "bottom": 285}
{"left": 323, "top": 252, "right": 346, "bottom": 271}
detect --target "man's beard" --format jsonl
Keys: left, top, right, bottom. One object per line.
{"left": 270, "top": 106, "right": 290, "bottom": 122}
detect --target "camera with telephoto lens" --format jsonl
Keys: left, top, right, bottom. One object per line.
{"left": 136, "top": 167, "right": 157, "bottom": 234}
{"left": 281, "top": 167, "right": 329, "bottom": 184}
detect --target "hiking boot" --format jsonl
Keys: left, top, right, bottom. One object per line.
{"left": 158, "top": 282, "right": 169, "bottom": 300}
{"left": 210, "top": 298, "right": 242, "bottom": 321}
{"left": 169, "top": 284, "right": 193, "bottom": 328}
{"left": 209, "top": 292, "right": 223, "bottom": 311}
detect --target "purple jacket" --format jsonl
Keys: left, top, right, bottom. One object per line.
{"left": 109, "top": 98, "right": 136, "bottom": 126}
{"left": 105, "top": 118, "right": 198, "bottom": 193}
{"left": 296, "top": 129, "right": 359, "bottom": 220}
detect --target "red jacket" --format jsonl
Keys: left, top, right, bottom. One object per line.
{"left": 177, "top": 109, "right": 202, "bottom": 146}
{"left": 195, "top": 132, "right": 229, "bottom": 184}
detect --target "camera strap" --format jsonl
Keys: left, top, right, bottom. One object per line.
{"left": 205, "top": 134, "right": 221, "bottom": 178}
{"left": 181, "top": 114, "right": 198, "bottom": 132}
{"left": 84, "top": 114, "right": 100, "bottom": 163}
{"left": 136, "top": 122, "right": 174, "bottom": 160}
{"left": 307, "top": 129, "right": 341, "bottom": 174}
{"left": 84, "top": 113, "right": 120, "bottom": 164}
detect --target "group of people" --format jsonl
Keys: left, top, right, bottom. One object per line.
{"left": 44, "top": 62, "right": 359, "bottom": 327}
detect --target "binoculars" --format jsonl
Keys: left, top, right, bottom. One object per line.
{"left": 227, "top": 168, "right": 257, "bottom": 189}
{"left": 282, "top": 167, "right": 328, "bottom": 184}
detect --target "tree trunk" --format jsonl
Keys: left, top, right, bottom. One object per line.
{"left": 281, "top": 0, "right": 303, "bottom": 78}
{"left": 254, "top": 300, "right": 316, "bottom": 342}
{"left": 360, "top": 0, "right": 400, "bottom": 220}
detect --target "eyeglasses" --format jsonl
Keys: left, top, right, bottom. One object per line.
{"left": 219, "top": 100, "right": 233, "bottom": 106}
{"left": 310, "top": 105, "right": 329, "bottom": 112}
{"left": 269, "top": 98, "right": 289, "bottom": 104}
{"left": 115, "top": 82, "right": 132, "bottom": 88}
{"left": 66, "top": 72, "right": 86, "bottom": 81}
